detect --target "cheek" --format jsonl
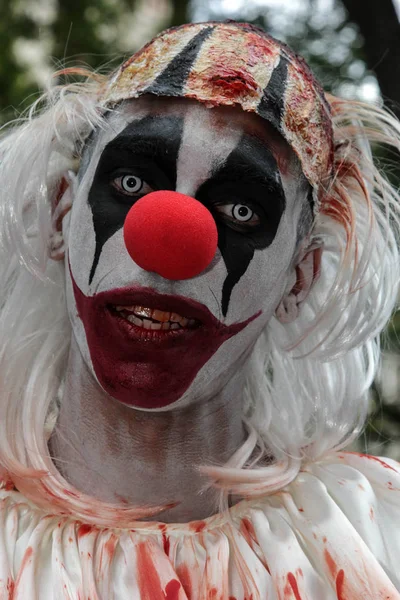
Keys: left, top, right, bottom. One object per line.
{"left": 65, "top": 259, "right": 94, "bottom": 375}
{"left": 85, "top": 227, "right": 162, "bottom": 294}
{"left": 175, "top": 319, "right": 262, "bottom": 408}
{"left": 223, "top": 239, "right": 294, "bottom": 325}
{"left": 67, "top": 195, "right": 141, "bottom": 296}
{"left": 67, "top": 189, "right": 97, "bottom": 294}
{"left": 174, "top": 231, "right": 297, "bottom": 407}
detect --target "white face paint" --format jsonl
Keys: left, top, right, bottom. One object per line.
{"left": 65, "top": 97, "right": 311, "bottom": 411}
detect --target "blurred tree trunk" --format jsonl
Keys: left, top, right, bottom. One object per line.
{"left": 341, "top": 0, "right": 400, "bottom": 117}
{"left": 169, "top": 0, "right": 190, "bottom": 27}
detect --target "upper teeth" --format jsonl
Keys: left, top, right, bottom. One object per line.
{"left": 114, "top": 305, "right": 197, "bottom": 330}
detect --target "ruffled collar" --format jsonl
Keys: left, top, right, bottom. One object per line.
{"left": 1, "top": 452, "right": 400, "bottom": 599}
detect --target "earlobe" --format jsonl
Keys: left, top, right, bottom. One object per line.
{"left": 275, "top": 244, "right": 323, "bottom": 324}
{"left": 49, "top": 170, "right": 76, "bottom": 261}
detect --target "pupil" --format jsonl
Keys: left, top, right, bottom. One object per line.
{"left": 238, "top": 206, "right": 248, "bottom": 217}
{"left": 127, "top": 177, "right": 137, "bottom": 188}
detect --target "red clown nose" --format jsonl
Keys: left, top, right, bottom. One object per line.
{"left": 123, "top": 191, "right": 218, "bottom": 280}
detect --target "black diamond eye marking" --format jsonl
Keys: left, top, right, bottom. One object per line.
{"left": 87, "top": 115, "right": 184, "bottom": 285}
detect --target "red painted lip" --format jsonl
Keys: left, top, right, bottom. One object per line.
{"left": 71, "top": 275, "right": 261, "bottom": 409}
{"left": 102, "top": 287, "right": 220, "bottom": 328}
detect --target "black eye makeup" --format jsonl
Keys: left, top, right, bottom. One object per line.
{"left": 195, "top": 133, "right": 287, "bottom": 315}
{"left": 86, "top": 114, "right": 289, "bottom": 318}
{"left": 196, "top": 135, "right": 286, "bottom": 241}
{"left": 87, "top": 115, "right": 184, "bottom": 284}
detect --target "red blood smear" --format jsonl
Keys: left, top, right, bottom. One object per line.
{"left": 287, "top": 573, "right": 303, "bottom": 600}
{"left": 78, "top": 524, "right": 93, "bottom": 538}
{"left": 159, "top": 525, "right": 170, "bottom": 556}
{"left": 165, "top": 579, "right": 181, "bottom": 600}
{"left": 190, "top": 520, "right": 206, "bottom": 533}
{"left": 7, "top": 578, "right": 15, "bottom": 598}
{"left": 349, "top": 452, "right": 398, "bottom": 473}
{"left": 246, "top": 34, "right": 275, "bottom": 65}
{"left": 336, "top": 569, "right": 345, "bottom": 600}
{"left": 104, "top": 536, "right": 117, "bottom": 557}
{"left": 63, "top": 488, "right": 79, "bottom": 498}
{"left": 99, "top": 534, "right": 118, "bottom": 569}
{"left": 210, "top": 69, "right": 258, "bottom": 97}
{"left": 240, "top": 518, "right": 257, "bottom": 545}
{"left": 20, "top": 546, "right": 33, "bottom": 569}
{"left": 175, "top": 564, "right": 192, "bottom": 598}
{"left": 136, "top": 542, "right": 167, "bottom": 600}
{"left": 240, "top": 518, "right": 271, "bottom": 574}
{"left": 324, "top": 548, "right": 337, "bottom": 579}
{"left": 14, "top": 546, "right": 33, "bottom": 591}
{"left": 4, "top": 479, "right": 15, "bottom": 492}
{"left": 44, "top": 487, "right": 59, "bottom": 500}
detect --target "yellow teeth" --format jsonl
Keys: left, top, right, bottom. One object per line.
{"left": 114, "top": 305, "right": 198, "bottom": 330}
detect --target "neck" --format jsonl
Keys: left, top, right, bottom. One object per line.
{"left": 50, "top": 336, "right": 247, "bottom": 522}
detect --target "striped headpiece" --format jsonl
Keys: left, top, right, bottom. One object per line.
{"left": 102, "top": 21, "right": 334, "bottom": 213}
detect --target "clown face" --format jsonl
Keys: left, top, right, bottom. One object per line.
{"left": 65, "top": 97, "right": 312, "bottom": 410}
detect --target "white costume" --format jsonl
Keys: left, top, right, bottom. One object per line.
{"left": 1, "top": 453, "right": 400, "bottom": 598}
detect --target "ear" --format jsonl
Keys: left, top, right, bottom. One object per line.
{"left": 275, "top": 243, "right": 323, "bottom": 324}
{"left": 49, "top": 170, "right": 76, "bottom": 261}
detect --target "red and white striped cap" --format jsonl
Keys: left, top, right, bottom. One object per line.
{"left": 101, "top": 21, "right": 334, "bottom": 213}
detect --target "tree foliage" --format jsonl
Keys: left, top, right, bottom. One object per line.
{"left": 0, "top": 0, "right": 187, "bottom": 123}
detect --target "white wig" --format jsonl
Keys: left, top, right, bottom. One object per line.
{"left": 0, "top": 67, "right": 399, "bottom": 526}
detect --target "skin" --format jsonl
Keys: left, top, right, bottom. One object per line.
{"left": 50, "top": 97, "right": 314, "bottom": 522}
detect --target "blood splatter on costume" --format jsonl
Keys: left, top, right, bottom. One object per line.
{"left": 0, "top": 21, "right": 400, "bottom": 599}
{"left": 2, "top": 452, "right": 400, "bottom": 598}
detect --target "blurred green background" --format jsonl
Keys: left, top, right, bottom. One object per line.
{"left": 1, "top": 0, "right": 400, "bottom": 457}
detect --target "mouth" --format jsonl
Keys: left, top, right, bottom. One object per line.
{"left": 101, "top": 287, "right": 221, "bottom": 343}
{"left": 71, "top": 276, "right": 262, "bottom": 408}
{"left": 110, "top": 305, "right": 201, "bottom": 332}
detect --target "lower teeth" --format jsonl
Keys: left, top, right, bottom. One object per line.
{"left": 127, "top": 314, "right": 143, "bottom": 327}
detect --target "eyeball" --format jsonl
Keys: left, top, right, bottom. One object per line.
{"left": 232, "top": 204, "right": 254, "bottom": 222}
{"left": 120, "top": 175, "right": 143, "bottom": 194}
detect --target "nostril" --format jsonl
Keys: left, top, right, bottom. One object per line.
{"left": 123, "top": 190, "right": 218, "bottom": 280}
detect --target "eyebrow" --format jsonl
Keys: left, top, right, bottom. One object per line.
{"left": 211, "top": 132, "right": 286, "bottom": 195}
{"left": 105, "top": 115, "right": 183, "bottom": 156}
{"left": 98, "top": 115, "right": 184, "bottom": 187}
{"left": 106, "top": 134, "right": 172, "bottom": 157}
